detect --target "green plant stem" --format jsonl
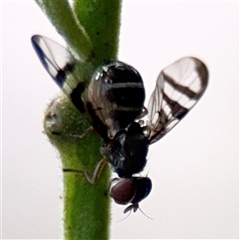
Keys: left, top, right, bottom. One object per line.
{"left": 73, "top": 0, "right": 121, "bottom": 67}
{"left": 35, "top": 0, "right": 122, "bottom": 239}
{"left": 35, "top": 0, "right": 93, "bottom": 62}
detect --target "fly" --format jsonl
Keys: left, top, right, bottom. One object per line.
{"left": 31, "top": 35, "right": 208, "bottom": 214}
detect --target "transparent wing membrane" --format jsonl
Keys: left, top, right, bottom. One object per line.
{"left": 147, "top": 57, "right": 208, "bottom": 144}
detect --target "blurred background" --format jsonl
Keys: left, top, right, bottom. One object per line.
{"left": 2, "top": 1, "right": 239, "bottom": 239}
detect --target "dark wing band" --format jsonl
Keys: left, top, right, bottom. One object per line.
{"left": 31, "top": 35, "right": 89, "bottom": 114}
{"left": 147, "top": 57, "right": 208, "bottom": 144}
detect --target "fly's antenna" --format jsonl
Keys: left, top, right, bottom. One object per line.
{"left": 138, "top": 206, "right": 153, "bottom": 220}
{"left": 116, "top": 210, "right": 132, "bottom": 223}
{"left": 118, "top": 204, "right": 153, "bottom": 222}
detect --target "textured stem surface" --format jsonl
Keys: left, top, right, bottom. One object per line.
{"left": 36, "top": 0, "right": 122, "bottom": 239}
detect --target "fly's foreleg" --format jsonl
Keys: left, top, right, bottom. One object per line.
{"left": 63, "top": 157, "right": 108, "bottom": 185}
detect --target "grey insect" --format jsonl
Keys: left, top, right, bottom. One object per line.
{"left": 31, "top": 35, "right": 208, "bottom": 213}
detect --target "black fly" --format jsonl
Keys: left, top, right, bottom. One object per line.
{"left": 31, "top": 35, "right": 208, "bottom": 214}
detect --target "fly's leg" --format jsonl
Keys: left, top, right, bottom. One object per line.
{"left": 78, "top": 126, "right": 94, "bottom": 138}
{"left": 63, "top": 168, "right": 85, "bottom": 174}
{"left": 63, "top": 157, "right": 108, "bottom": 185}
{"left": 84, "top": 157, "right": 108, "bottom": 184}
{"left": 48, "top": 126, "right": 94, "bottom": 139}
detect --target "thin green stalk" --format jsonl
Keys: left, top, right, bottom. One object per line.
{"left": 35, "top": 0, "right": 122, "bottom": 239}
{"left": 73, "top": 0, "right": 121, "bottom": 67}
{"left": 36, "top": 0, "right": 93, "bottom": 62}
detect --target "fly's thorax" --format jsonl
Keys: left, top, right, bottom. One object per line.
{"left": 102, "top": 122, "right": 149, "bottom": 178}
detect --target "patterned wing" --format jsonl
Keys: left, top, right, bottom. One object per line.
{"left": 31, "top": 35, "right": 87, "bottom": 112}
{"left": 147, "top": 57, "right": 208, "bottom": 144}
{"left": 31, "top": 35, "right": 109, "bottom": 140}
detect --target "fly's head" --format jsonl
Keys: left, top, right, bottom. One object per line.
{"left": 110, "top": 177, "right": 152, "bottom": 214}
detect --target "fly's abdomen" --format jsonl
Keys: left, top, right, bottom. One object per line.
{"left": 107, "top": 84, "right": 145, "bottom": 128}
{"left": 88, "top": 60, "right": 145, "bottom": 133}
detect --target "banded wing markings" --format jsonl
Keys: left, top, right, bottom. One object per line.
{"left": 31, "top": 35, "right": 109, "bottom": 139}
{"left": 147, "top": 57, "right": 208, "bottom": 144}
